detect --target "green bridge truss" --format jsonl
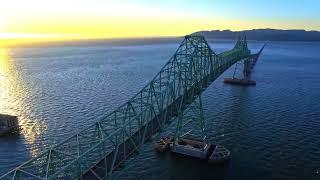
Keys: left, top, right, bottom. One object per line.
{"left": 1, "top": 35, "right": 263, "bottom": 180}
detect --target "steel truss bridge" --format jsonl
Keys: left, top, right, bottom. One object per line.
{"left": 1, "top": 35, "right": 264, "bottom": 180}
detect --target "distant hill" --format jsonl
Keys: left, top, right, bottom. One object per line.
{"left": 192, "top": 29, "right": 320, "bottom": 41}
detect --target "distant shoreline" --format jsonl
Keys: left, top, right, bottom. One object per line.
{"left": 2, "top": 29, "right": 320, "bottom": 48}
{"left": 192, "top": 29, "right": 320, "bottom": 42}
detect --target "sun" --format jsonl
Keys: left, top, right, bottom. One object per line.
{"left": 0, "top": 17, "right": 5, "bottom": 34}
{"left": 0, "top": 17, "right": 9, "bottom": 39}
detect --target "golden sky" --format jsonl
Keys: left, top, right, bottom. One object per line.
{"left": 0, "top": 0, "right": 319, "bottom": 45}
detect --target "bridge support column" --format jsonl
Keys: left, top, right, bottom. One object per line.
{"left": 174, "top": 95, "right": 207, "bottom": 144}
{"left": 223, "top": 57, "right": 256, "bottom": 86}
{"left": 224, "top": 44, "right": 265, "bottom": 86}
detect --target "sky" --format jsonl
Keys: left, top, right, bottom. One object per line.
{"left": 0, "top": 0, "right": 319, "bottom": 42}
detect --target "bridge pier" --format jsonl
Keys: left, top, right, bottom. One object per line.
{"left": 224, "top": 43, "right": 265, "bottom": 86}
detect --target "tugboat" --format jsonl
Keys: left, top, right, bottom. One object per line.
{"left": 154, "top": 136, "right": 173, "bottom": 153}
{"left": 0, "top": 114, "right": 19, "bottom": 136}
{"left": 208, "top": 145, "right": 231, "bottom": 164}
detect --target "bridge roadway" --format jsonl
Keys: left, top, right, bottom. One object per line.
{"left": 1, "top": 35, "right": 262, "bottom": 180}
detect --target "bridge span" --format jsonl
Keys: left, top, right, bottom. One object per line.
{"left": 1, "top": 35, "right": 264, "bottom": 180}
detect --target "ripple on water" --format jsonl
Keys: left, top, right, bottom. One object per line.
{"left": 0, "top": 41, "right": 320, "bottom": 179}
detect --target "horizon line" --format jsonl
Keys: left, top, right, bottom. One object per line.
{"left": 1, "top": 28, "right": 319, "bottom": 40}
{"left": 1, "top": 28, "right": 320, "bottom": 47}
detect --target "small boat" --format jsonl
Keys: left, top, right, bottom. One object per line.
{"left": 154, "top": 136, "right": 173, "bottom": 153}
{"left": 208, "top": 145, "right": 231, "bottom": 164}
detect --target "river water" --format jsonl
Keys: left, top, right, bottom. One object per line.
{"left": 0, "top": 38, "right": 319, "bottom": 179}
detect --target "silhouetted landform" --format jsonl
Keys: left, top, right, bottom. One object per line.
{"left": 192, "top": 29, "right": 320, "bottom": 41}
{"left": 2, "top": 37, "right": 184, "bottom": 48}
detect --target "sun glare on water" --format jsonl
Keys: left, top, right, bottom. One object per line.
{"left": 0, "top": 48, "right": 48, "bottom": 157}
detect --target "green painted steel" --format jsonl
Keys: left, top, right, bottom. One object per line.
{"left": 1, "top": 35, "right": 261, "bottom": 180}
{"left": 243, "top": 44, "right": 265, "bottom": 79}
{"left": 232, "top": 42, "right": 265, "bottom": 80}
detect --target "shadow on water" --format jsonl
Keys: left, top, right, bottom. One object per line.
{"left": 167, "top": 153, "right": 230, "bottom": 180}
{"left": 0, "top": 133, "right": 31, "bottom": 175}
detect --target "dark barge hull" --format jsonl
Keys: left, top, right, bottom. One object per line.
{"left": 170, "top": 139, "right": 212, "bottom": 160}
{"left": 224, "top": 78, "right": 256, "bottom": 86}
{"left": 0, "top": 114, "right": 19, "bottom": 136}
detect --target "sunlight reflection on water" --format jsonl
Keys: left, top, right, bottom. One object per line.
{"left": 0, "top": 48, "right": 48, "bottom": 158}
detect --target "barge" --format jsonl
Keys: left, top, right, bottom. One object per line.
{"left": 170, "top": 138, "right": 211, "bottom": 160}
{"left": 154, "top": 137, "right": 230, "bottom": 164}
{"left": 224, "top": 78, "right": 256, "bottom": 86}
{"left": 0, "top": 114, "right": 19, "bottom": 136}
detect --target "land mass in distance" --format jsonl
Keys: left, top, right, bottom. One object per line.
{"left": 192, "top": 29, "right": 320, "bottom": 41}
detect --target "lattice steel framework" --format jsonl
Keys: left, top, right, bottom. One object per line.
{"left": 232, "top": 42, "right": 265, "bottom": 80}
{"left": 1, "top": 35, "right": 259, "bottom": 180}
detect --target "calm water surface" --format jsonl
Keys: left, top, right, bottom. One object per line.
{"left": 0, "top": 39, "right": 319, "bottom": 179}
